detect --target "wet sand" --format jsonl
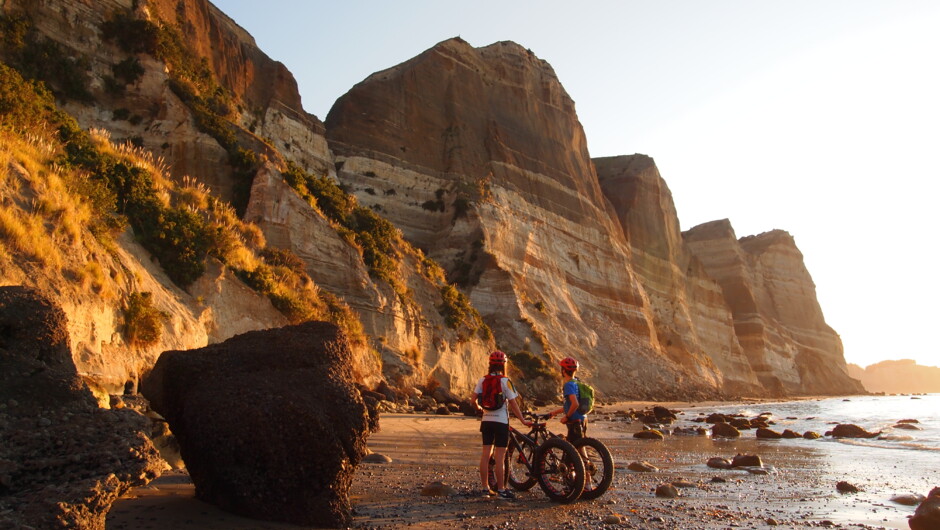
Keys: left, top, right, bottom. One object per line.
{"left": 107, "top": 401, "right": 921, "bottom": 529}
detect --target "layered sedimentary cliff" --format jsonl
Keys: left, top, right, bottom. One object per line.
{"left": 0, "top": 0, "right": 861, "bottom": 399}
{"left": 595, "top": 155, "right": 760, "bottom": 395}
{"left": 684, "top": 220, "right": 864, "bottom": 395}
{"left": 327, "top": 39, "right": 722, "bottom": 398}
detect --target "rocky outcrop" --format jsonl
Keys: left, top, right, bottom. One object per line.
{"left": 0, "top": 286, "right": 163, "bottom": 530}
{"left": 595, "top": 155, "right": 760, "bottom": 395}
{"left": 910, "top": 487, "right": 940, "bottom": 530}
{"left": 684, "top": 220, "right": 864, "bottom": 395}
{"left": 326, "top": 38, "right": 718, "bottom": 399}
{"left": 848, "top": 360, "right": 940, "bottom": 394}
{"left": 141, "top": 321, "right": 373, "bottom": 527}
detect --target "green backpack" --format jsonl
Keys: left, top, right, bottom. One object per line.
{"left": 575, "top": 378, "right": 595, "bottom": 414}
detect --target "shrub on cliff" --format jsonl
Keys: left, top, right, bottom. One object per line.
{"left": 0, "top": 14, "right": 92, "bottom": 101}
{"left": 122, "top": 291, "right": 165, "bottom": 346}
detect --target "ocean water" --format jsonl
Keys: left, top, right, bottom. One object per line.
{"left": 701, "top": 393, "right": 940, "bottom": 453}
{"left": 663, "top": 393, "right": 940, "bottom": 528}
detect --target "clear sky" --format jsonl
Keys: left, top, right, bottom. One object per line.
{"left": 212, "top": 1, "right": 940, "bottom": 369}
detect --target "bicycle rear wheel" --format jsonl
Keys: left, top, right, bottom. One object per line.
{"left": 534, "top": 437, "right": 585, "bottom": 503}
{"left": 506, "top": 439, "right": 537, "bottom": 491}
{"left": 574, "top": 437, "right": 614, "bottom": 499}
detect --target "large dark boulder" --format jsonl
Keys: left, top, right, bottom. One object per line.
{"left": 910, "top": 487, "right": 940, "bottom": 530}
{"left": 712, "top": 422, "right": 741, "bottom": 438}
{"left": 0, "top": 286, "right": 162, "bottom": 530}
{"left": 141, "top": 321, "right": 373, "bottom": 528}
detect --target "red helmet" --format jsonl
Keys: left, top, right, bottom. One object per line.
{"left": 559, "top": 357, "right": 579, "bottom": 371}
{"left": 489, "top": 350, "right": 507, "bottom": 364}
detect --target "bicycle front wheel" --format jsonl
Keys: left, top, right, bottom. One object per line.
{"left": 506, "top": 439, "right": 537, "bottom": 491}
{"left": 574, "top": 437, "right": 614, "bottom": 500}
{"left": 534, "top": 437, "right": 585, "bottom": 503}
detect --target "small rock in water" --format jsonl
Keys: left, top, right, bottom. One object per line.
{"left": 654, "top": 483, "right": 679, "bottom": 498}
{"left": 707, "top": 457, "right": 733, "bottom": 470}
{"left": 836, "top": 481, "right": 860, "bottom": 494}
{"left": 803, "top": 431, "right": 821, "bottom": 440}
{"left": 633, "top": 429, "right": 664, "bottom": 440}
{"left": 627, "top": 461, "right": 658, "bottom": 472}
{"left": 892, "top": 423, "right": 921, "bottom": 430}
{"left": 731, "top": 454, "right": 762, "bottom": 468}
{"left": 890, "top": 493, "right": 926, "bottom": 506}
{"left": 897, "top": 418, "right": 920, "bottom": 424}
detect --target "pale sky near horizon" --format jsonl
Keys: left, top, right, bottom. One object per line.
{"left": 212, "top": 1, "right": 940, "bottom": 370}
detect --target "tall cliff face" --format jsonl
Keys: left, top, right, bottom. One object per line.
{"left": 684, "top": 220, "right": 864, "bottom": 395}
{"left": 595, "top": 155, "right": 760, "bottom": 395}
{"left": 326, "top": 39, "right": 723, "bottom": 399}
{"left": 1, "top": 0, "right": 488, "bottom": 395}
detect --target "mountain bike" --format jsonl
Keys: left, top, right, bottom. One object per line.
{"left": 488, "top": 411, "right": 585, "bottom": 502}
{"left": 490, "top": 412, "right": 614, "bottom": 501}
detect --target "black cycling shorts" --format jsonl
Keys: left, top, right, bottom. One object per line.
{"left": 566, "top": 419, "right": 587, "bottom": 444}
{"left": 480, "top": 420, "right": 510, "bottom": 447}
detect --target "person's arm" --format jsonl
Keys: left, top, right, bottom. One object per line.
{"left": 551, "top": 393, "right": 579, "bottom": 423}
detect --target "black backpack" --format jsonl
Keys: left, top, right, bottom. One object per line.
{"left": 478, "top": 374, "right": 506, "bottom": 411}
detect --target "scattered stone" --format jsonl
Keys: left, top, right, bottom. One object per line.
{"left": 653, "top": 405, "right": 677, "bottom": 422}
{"left": 836, "top": 481, "right": 860, "bottom": 494}
{"left": 910, "top": 487, "right": 940, "bottom": 530}
{"left": 803, "top": 431, "right": 821, "bottom": 440}
{"left": 827, "top": 424, "right": 880, "bottom": 438}
{"left": 707, "top": 457, "right": 733, "bottom": 470}
{"left": 706, "top": 413, "right": 728, "bottom": 423}
{"left": 420, "top": 481, "right": 457, "bottom": 496}
{"left": 731, "top": 454, "right": 762, "bottom": 468}
{"left": 628, "top": 461, "right": 658, "bottom": 472}
{"left": 747, "top": 468, "right": 770, "bottom": 475}
{"left": 781, "top": 429, "right": 801, "bottom": 439}
{"left": 633, "top": 429, "right": 665, "bottom": 440}
{"left": 603, "top": 514, "right": 623, "bottom": 524}
{"left": 730, "top": 418, "right": 752, "bottom": 430}
{"left": 363, "top": 453, "right": 393, "bottom": 464}
{"left": 890, "top": 493, "right": 926, "bottom": 506}
{"left": 712, "top": 422, "right": 741, "bottom": 438}
{"left": 755, "top": 427, "right": 782, "bottom": 439}
{"left": 892, "top": 423, "right": 921, "bottom": 430}
{"left": 897, "top": 418, "right": 920, "bottom": 424}
{"left": 655, "top": 483, "right": 679, "bottom": 498}
{"left": 767, "top": 518, "right": 779, "bottom": 525}
{"left": 711, "top": 477, "right": 727, "bottom": 483}
{"left": 672, "top": 480, "right": 697, "bottom": 488}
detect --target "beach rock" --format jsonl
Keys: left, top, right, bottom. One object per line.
{"left": 782, "top": 429, "right": 802, "bottom": 439}
{"left": 628, "top": 461, "right": 659, "bottom": 472}
{"left": 141, "top": 321, "right": 372, "bottom": 528}
{"left": 756, "top": 428, "right": 783, "bottom": 439}
{"left": 673, "top": 426, "right": 707, "bottom": 436}
{"left": 603, "top": 514, "right": 624, "bottom": 524}
{"left": 767, "top": 518, "right": 780, "bottom": 525}
{"left": 653, "top": 406, "right": 677, "bottom": 422}
{"left": 712, "top": 422, "right": 741, "bottom": 438}
{"left": 836, "top": 481, "right": 860, "bottom": 494}
{"left": 747, "top": 468, "right": 771, "bottom": 475}
{"left": 730, "top": 418, "right": 753, "bottom": 429}
{"left": 803, "top": 431, "right": 822, "bottom": 439}
{"left": 672, "top": 479, "right": 697, "bottom": 488}
{"left": 828, "top": 424, "right": 881, "bottom": 438}
{"left": 706, "top": 413, "right": 728, "bottom": 423}
{"left": 898, "top": 419, "right": 920, "bottom": 424}
{"left": 731, "top": 454, "right": 762, "bottom": 468}
{"left": 893, "top": 423, "right": 921, "bottom": 430}
{"left": 711, "top": 476, "right": 728, "bottom": 483}
{"left": 890, "top": 493, "right": 925, "bottom": 506}
{"left": 655, "top": 483, "right": 680, "bottom": 498}
{"left": 634, "top": 429, "right": 665, "bottom": 440}
{"left": 0, "top": 286, "right": 162, "bottom": 530}
{"left": 707, "top": 457, "right": 733, "bottom": 470}
{"left": 420, "top": 481, "right": 457, "bottom": 496}
{"left": 910, "top": 487, "right": 940, "bottom": 530}
{"left": 362, "top": 453, "right": 393, "bottom": 464}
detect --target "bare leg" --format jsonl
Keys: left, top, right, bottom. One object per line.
{"left": 479, "top": 445, "right": 494, "bottom": 489}
{"left": 493, "top": 446, "right": 508, "bottom": 491}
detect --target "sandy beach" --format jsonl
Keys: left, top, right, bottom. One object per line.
{"left": 107, "top": 400, "right": 927, "bottom": 529}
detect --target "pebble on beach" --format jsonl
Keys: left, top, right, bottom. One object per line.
{"left": 627, "top": 461, "right": 658, "bottom": 472}
{"left": 836, "top": 481, "right": 860, "bottom": 494}
{"left": 655, "top": 483, "right": 680, "bottom": 498}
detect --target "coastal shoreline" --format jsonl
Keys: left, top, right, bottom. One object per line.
{"left": 107, "top": 397, "right": 927, "bottom": 529}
